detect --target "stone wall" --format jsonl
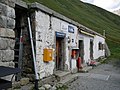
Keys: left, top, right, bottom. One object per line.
{"left": 35, "top": 10, "right": 78, "bottom": 79}
{"left": 0, "top": 0, "right": 15, "bottom": 81}
{"left": 0, "top": 0, "right": 15, "bottom": 67}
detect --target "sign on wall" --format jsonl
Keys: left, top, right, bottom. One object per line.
{"left": 61, "top": 23, "right": 68, "bottom": 32}
{"left": 68, "top": 25, "right": 74, "bottom": 33}
{"left": 55, "top": 32, "right": 66, "bottom": 38}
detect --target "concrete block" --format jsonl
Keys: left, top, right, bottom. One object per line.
{"left": 20, "top": 78, "right": 30, "bottom": 86}
{"left": 0, "top": 28, "right": 15, "bottom": 38}
{"left": 0, "top": 50, "right": 14, "bottom": 62}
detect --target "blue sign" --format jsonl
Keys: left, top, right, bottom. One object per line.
{"left": 68, "top": 26, "right": 74, "bottom": 33}
{"left": 56, "top": 32, "right": 66, "bottom": 38}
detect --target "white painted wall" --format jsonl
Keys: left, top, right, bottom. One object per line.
{"left": 35, "top": 11, "right": 55, "bottom": 79}
{"left": 78, "top": 34, "right": 94, "bottom": 63}
{"left": 35, "top": 11, "right": 78, "bottom": 79}
{"left": 93, "top": 35, "right": 105, "bottom": 59}
{"left": 35, "top": 10, "right": 105, "bottom": 79}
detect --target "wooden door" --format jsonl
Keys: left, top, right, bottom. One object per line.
{"left": 56, "top": 38, "right": 62, "bottom": 70}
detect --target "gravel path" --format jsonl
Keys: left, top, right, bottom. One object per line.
{"left": 68, "top": 60, "right": 120, "bottom": 90}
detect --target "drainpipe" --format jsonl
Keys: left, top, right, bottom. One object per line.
{"left": 28, "top": 17, "right": 39, "bottom": 90}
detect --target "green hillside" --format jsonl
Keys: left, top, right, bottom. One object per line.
{"left": 23, "top": 0, "right": 120, "bottom": 59}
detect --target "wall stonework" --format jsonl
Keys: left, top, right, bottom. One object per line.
{"left": 35, "top": 11, "right": 78, "bottom": 79}
{"left": 0, "top": 28, "right": 15, "bottom": 38}
{"left": 0, "top": 0, "right": 15, "bottom": 8}
{"left": 0, "top": 0, "right": 15, "bottom": 70}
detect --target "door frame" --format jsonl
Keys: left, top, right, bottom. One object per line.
{"left": 55, "top": 32, "right": 66, "bottom": 71}
{"left": 90, "top": 39, "right": 93, "bottom": 60}
{"left": 78, "top": 40, "right": 84, "bottom": 64}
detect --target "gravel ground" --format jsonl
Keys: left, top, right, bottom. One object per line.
{"left": 68, "top": 60, "right": 120, "bottom": 90}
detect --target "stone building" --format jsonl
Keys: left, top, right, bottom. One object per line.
{"left": 0, "top": 0, "right": 105, "bottom": 81}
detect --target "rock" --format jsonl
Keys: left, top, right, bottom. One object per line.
{"left": 0, "top": 28, "right": 15, "bottom": 38}
{"left": 0, "top": 38, "right": 8, "bottom": 50}
{"left": 7, "top": 5, "right": 15, "bottom": 18}
{"left": 12, "top": 81, "right": 21, "bottom": 89}
{"left": 0, "top": 3, "right": 7, "bottom": 16}
{"left": 20, "top": 78, "right": 30, "bottom": 86}
{"left": 43, "top": 84, "right": 51, "bottom": 90}
{"left": 0, "top": 38, "right": 15, "bottom": 50}
{"left": 8, "top": 39, "right": 15, "bottom": 49}
{"left": 26, "top": 74, "right": 35, "bottom": 81}
{"left": 7, "top": 17, "right": 15, "bottom": 29}
{"left": 51, "top": 85, "right": 57, "bottom": 90}
{"left": 0, "top": 3, "right": 15, "bottom": 18}
{"left": 39, "top": 87, "right": 45, "bottom": 90}
{"left": 0, "top": 15, "right": 7, "bottom": 28}
{"left": 0, "top": 50, "right": 14, "bottom": 62}
{"left": 55, "top": 83, "right": 63, "bottom": 88}
{"left": 21, "top": 84, "right": 34, "bottom": 90}
{"left": 0, "top": 61, "right": 14, "bottom": 67}
{"left": 0, "top": 0, "right": 15, "bottom": 8}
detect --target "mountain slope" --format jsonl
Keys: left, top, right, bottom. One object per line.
{"left": 23, "top": 0, "right": 120, "bottom": 58}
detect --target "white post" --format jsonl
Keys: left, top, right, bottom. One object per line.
{"left": 28, "top": 17, "right": 39, "bottom": 89}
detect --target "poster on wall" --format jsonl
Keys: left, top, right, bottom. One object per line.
{"left": 68, "top": 25, "right": 74, "bottom": 33}
{"left": 61, "top": 23, "right": 68, "bottom": 32}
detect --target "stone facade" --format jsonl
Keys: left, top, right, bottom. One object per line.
{"left": 0, "top": 0, "right": 15, "bottom": 67}
{"left": 0, "top": 0, "right": 15, "bottom": 81}
{"left": 35, "top": 11, "right": 78, "bottom": 79}
{"left": 33, "top": 3, "right": 106, "bottom": 79}
{"left": 0, "top": 0, "right": 106, "bottom": 82}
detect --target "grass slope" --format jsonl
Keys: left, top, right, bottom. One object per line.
{"left": 23, "top": 0, "right": 120, "bottom": 59}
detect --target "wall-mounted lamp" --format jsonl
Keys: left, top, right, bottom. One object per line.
{"left": 67, "top": 36, "right": 71, "bottom": 43}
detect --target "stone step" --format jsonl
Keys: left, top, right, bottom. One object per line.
{"left": 79, "top": 66, "right": 93, "bottom": 73}
{"left": 58, "top": 74, "right": 78, "bottom": 85}
{"left": 54, "top": 71, "right": 71, "bottom": 81}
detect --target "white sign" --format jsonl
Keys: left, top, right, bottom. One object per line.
{"left": 61, "top": 23, "right": 68, "bottom": 32}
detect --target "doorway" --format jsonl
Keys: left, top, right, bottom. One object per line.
{"left": 90, "top": 40, "right": 93, "bottom": 60}
{"left": 56, "top": 37, "right": 65, "bottom": 70}
{"left": 78, "top": 40, "right": 84, "bottom": 64}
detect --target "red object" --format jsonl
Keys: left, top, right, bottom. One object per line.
{"left": 72, "top": 50, "right": 76, "bottom": 58}
{"left": 90, "top": 60, "right": 95, "bottom": 65}
{"left": 76, "top": 57, "right": 82, "bottom": 69}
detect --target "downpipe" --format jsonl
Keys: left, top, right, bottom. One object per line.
{"left": 28, "top": 17, "right": 39, "bottom": 90}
